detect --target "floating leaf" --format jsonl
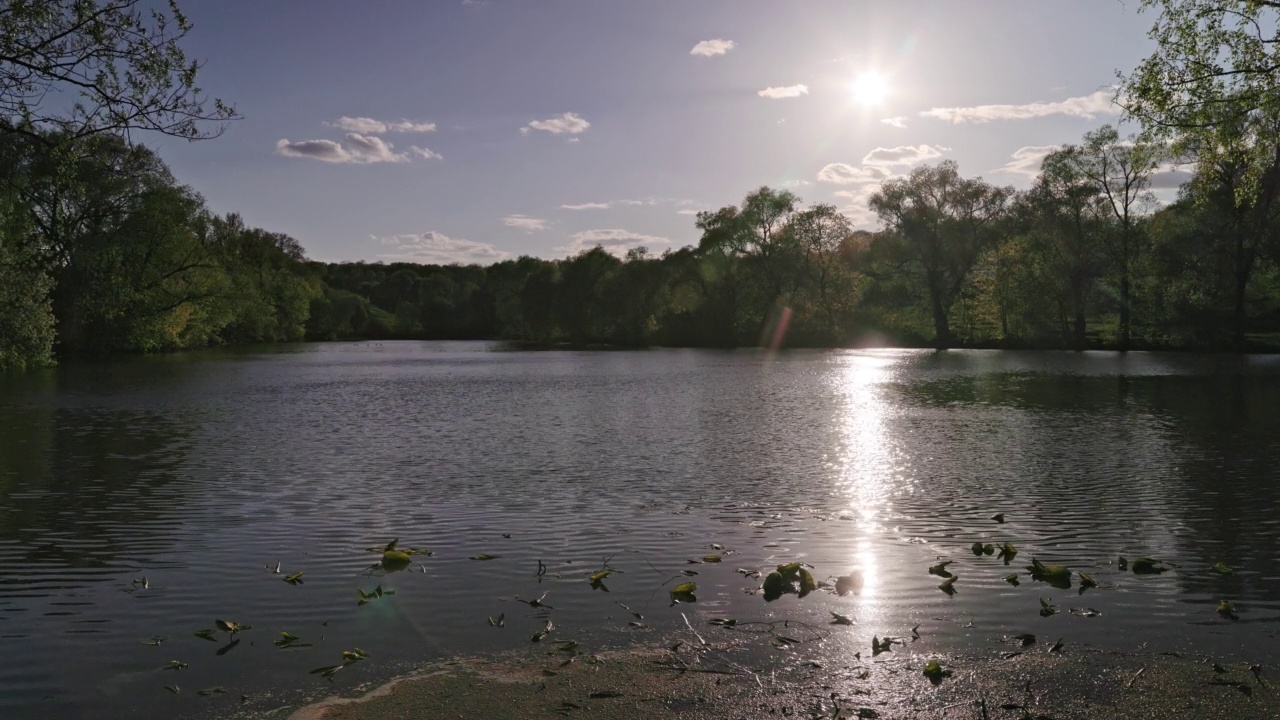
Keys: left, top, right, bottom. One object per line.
{"left": 197, "top": 687, "right": 227, "bottom": 696}
{"left": 381, "top": 551, "right": 412, "bottom": 572}
{"left": 194, "top": 629, "right": 217, "bottom": 642}
{"left": 830, "top": 612, "right": 854, "bottom": 626}
{"left": 589, "top": 569, "right": 613, "bottom": 584}
{"left": 310, "top": 664, "right": 343, "bottom": 680}
{"left": 762, "top": 571, "right": 785, "bottom": 600}
{"left": 1013, "top": 633, "right": 1036, "bottom": 647}
{"left": 982, "top": 544, "right": 995, "bottom": 555}
{"left": 132, "top": 577, "right": 150, "bottom": 589}
{"left": 342, "top": 650, "right": 367, "bottom": 663}
{"left": 709, "top": 617, "right": 738, "bottom": 627}
{"left": 702, "top": 555, "right": 722, "bottom": 563}
{"left": 938, "top": 575, "right": 958, "bottom": 595}
{"left": 1004, "top": 573, "right": 1020, "bottom": 586}
{"left": 214, "top": 619, "right": 245, "bottom": 635}
{"left": 384, "top": 538, "right": 399, "bottom": 552}
{"left": 140, "top": 635, "right": 167, "bottom": 647}
{"left": 283, "top": 571, "right": 305, "bottom": 585}
{"left": 1050, "top": 638, "right": 1064, "bottom": 653}
{"left": 835, "top": 573, "right": 863, "bottom": 596}
{"left": 1131, "top": 558, "right": 1167, "bottom": 575}
{"left": 911, "top": 624, "right": 921, "bottom": 640}
{"left": 736, "top": 567, "right": 761, "bottom": 579}
{"left": 165, "top": 660, "right": 189, "bottom": 671}
{"left": 680, "top": 569, "right": 698, "bottom": 576}
{"left": 1078, "top": 572, "right": 1097, "bottom": 594}
{"left": 1218, "top": 600, "right": 1238, "bottom": 620}
{"left": 871, "top": 636, "right": 895, "bottom": 655}
{"left": 991, "top": 513, "right": 1006, "bottom": 523}
{"left": 1027, "top": 558, "right": 1072, "bottom": 589}
{"left": 971, "top": 543, "right": 985, "bottom": 556}
{"left": 275, "top": 632, "right": 301, "bottom": 647}
{"left": 1118, "top": 555, "right": 1128, "bottom": 571}
{"left": 670, "top": 581, "right": 697, "bottom": 604}
{"left": 165, "top": 685, "right": 179, "bottom": 695}
{"left": 488, "top": 613, "right": 505, "bottom": 628}
{"left": 1039, "top": 597, "right": 1058, "bottom": 617}
{"left": 928, "top": 562, "right": 953, "bottom": 578}
{"left": 1212, "top": 561, "right": 1234, "bottom": 575}
{"left": 798, "top": 567, "right": 817, "bottom": 597}
{"left": 1070, "top": 607, "right": 1101, "bottom": 618}
{"left": 997, "top": 544, "right": 1018, "bottom": 565}
{"left": 923, "top": 660, "right": 948, "bottom": 681}
{"left": 471, "top": 554, "right": 500, "bottom": 561}
{"left": 531, "top": 619, "right": 555, "bottom": 642}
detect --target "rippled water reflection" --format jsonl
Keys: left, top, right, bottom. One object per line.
{"left": 1, "top": 343, "right": 1278, "bottom": 719}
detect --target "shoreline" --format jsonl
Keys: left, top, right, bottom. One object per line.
{"left": 284, "top": 636, "right": 1272, "bottom": 720}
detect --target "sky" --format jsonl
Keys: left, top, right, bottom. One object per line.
{"left": 150, "top": 0, "right": 1167, "bottom": 266}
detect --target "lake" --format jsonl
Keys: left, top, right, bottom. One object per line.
{"left": 1, "top": 342, "right": 1278, "bottom": 719}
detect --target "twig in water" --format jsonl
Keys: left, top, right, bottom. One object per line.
{"left": 1126, "top": 667, "right": 1146, "bottom": 689}
{"left": 682, "top": 613, "right": 707, "bottom": 646}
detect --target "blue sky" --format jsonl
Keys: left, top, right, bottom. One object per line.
{"left": 152, "top": 0, "right": 1162, "bottom": 265}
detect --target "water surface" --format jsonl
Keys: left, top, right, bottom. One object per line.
{"left": 1, "top": 343, "right": 1278, "bottom": 719}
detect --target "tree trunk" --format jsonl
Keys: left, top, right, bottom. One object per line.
{"left": 1118, "top": 258, "right": 1131, "bottom": 352}
{"left": 928, "top": 271, "right": 950, "bottom": 350}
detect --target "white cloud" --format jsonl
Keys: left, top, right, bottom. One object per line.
{"left": 816, "top": 163, "right": 889, "bottom": 185}
{"left": 375, "top": 232, "right": 510, "bottom": 265}
{"left": 881, "top": 116, "right": 907, "bottom": 128}
{"left": 502, "top": 215, "right": 547, "bottom": 232}
{"left": 920, "top": 90, "right": 1118, "bottom": 124}
{"left": 833, "top": 185, "right": 881, "bottom": 228}
{"left": 556, "top": 229, "right": 672, "bottom": 258}
{"left": 327, "top": 116, "right": 437, "bottom": 134}
{"left": 992, "top": 145, "right": 1062, "bottom": 178}
{"left": 676, "top": 209, "right": 701, "bottom": 216}
{"left": 526, "top": 112, "right": 591, "bottom": 135}
{"left": 758, "top": 84, "right": 809, "bottom": 99}
{"left": 561, "top": 202, "right": 611, "bottom": 210}
{"left": 690, "top": 39, "right": 735, "bottom": 57}
{"left": 276, "top": 133, "right": 423, "bottom": 164}
{"left": 862, "top": 144, "right": 948, "bottom": 167}
{"left": 409, "top": 145, "right": 442, "bottom": 160}
{"left": 782, "top": 179, "right": 812, "bottom": 188}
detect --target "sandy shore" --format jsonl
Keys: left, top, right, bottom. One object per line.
{"left": 286, "top": 636, "right": 1271, "bottom": 720}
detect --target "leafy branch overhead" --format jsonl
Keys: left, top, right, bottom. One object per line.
{"left": 0, "top": 0, "right": 237, "bottom": 143}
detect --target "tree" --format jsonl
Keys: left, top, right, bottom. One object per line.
{"left": 869, "top": 161, "right": 1011, "bottom": 348}
{"left": 0, "top": 0, "right": 235, "bottom": 143}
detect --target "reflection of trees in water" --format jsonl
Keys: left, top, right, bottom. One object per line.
{"left": 0, "top": 365, "right": 196, "bottom": 572}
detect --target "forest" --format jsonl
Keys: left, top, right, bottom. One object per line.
{"left": 1, "top": 0, "right": 1279, "bottom": 370}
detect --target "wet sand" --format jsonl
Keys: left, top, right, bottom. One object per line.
{"left": 288, "top": 637, "right": 1271, "bottom": 720}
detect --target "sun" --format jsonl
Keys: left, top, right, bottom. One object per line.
{"left": 851, "top": 72, "right": 889, "bottom": 107}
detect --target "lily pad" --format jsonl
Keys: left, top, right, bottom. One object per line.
{"left": 997, "top": 543, "right": 1018, "bottom": 565}
{"left": 702, "top": 555, "right": 722, "bottom": 563}
{"left": 1218, "top": 600, "right": 1238, "bottom": 620}
{"left": 1212, "top": 561, "right": 1234, "bottom": 575}
{"left": 830, "top": 612, "right": 855, "bottom": 626}
{"left": 1003, "top": 573, "right": 1020, "bottom": 586}
{"left": 1027, "top": 558, "right": 1072, "bottom": 589}
{"left": 923, "top": 660, "right": 949, "bottom": 681}
{"left": 1039, "top": 597, "right": 1058, "bottom": 617}
{"left": 928, "top": 561, "right": 953, "bottom": 578}
{"left": 283, "top": 571, "right": 305, "bottom": 585}
{"left": 381, "top": 551, "right": 412, "bottom": 572}
{"left": 938, "top": 575, "right": 958, "bottom": 595}
{"left": 670, "top": 581, "right": 697, "bottom": 604}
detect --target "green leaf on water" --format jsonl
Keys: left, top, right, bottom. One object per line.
{"left": 1004, "top": 573, "right": 1020, "bottom": 586}
{"left": 1212, "top": 561, "right": 1234, "bottom": 575}
{"left": 342, "top": 650, "right": 367, "bottom": 663}
{"left": 830, "top": 612, "right": 854, "bottom": 626}
{"left": 165, "top": 660, "right": 189, "bottom": 671}
{"left": 709, "top": 617, "right": 738, "bottom": 627}
{"left": 923, "top": 660, "right": 947, "bottom": 681}
{"left": 1013, "top": 633, "right": 1036, "bottom": 647}
{"left": 283, "top": 571, "right": 305, "bottom": 585}
{"left": 275, "top": 632, "right": 301, "bottom": 647}
{"left": 589, "top": 569, "right": 614, "bottom": 583}
{"left": 938, "top": 575, "right": 958, "bottom": 595}
{"left": 531, "top": 620, "right": 555, "bottom": 642}
{"left": 165, "top": 685, "right": 179, "bottom": 694}
{"left": 762, "top": 571, "right": 785, "bottom": 598}
{"left": 872, "top": 636, "right": 895, "bottom": 655}
{"left": 982, "top": 544, "right": 995, "bottom": 556}
{"left": 1218, "top": 600, "right": 1238, "bottom": 620}
{"left": 1078, "top": 572, "right": 1097, "bottom": 594}
{"left": 197, "top": 687, "right": 227, "bottom": 696}
{"left": 140, "top": 635, "right": 167, "bottom": 647}
{"left": 471, "top": 554, "right": 500, "bottom": 561}
{"left": 1131, "top": 558, "right": 1167, "bottom": 575}
{"left": 702, "top": 555, "right": 722, "bottom": 563}
{"left": 194, "top": 629, "right": 217, "bottom": 642}
{"left": 670, "top": 581, "right": 697, "bottom": 604}
{"left": 680, "top": 569, "right": 698, "bottom": 576}
{"left": 1069, "top": 607, "right": 1101, "bottom": 618}
{"left": 214, "top": 620, "right": 245, "bottom": 635}
{"left": 971, "top": 543, "right": 985, "bottom": 556}
{"left": 928, "top": 562, "right": 953, "bottom": 578}
{"left": 997, "top": 543, "right": 1018, "bottom": 565}
{"left": 1027, "top": 558, "right": 1072, "bottom": 589}
{"left": 798, "top": 567, "right": 817, "bottom": 597}
{"left": 1039, "top": 597, "right": 1059, "bottom": 617}
{"left": 488, "top": 613, "right": 505, "bottom": 627}
{"left": 381, "top": 551, "right": 412, "bottom": 572}
{"left": 310, "top": 665, "right": 343, "bottom": 680}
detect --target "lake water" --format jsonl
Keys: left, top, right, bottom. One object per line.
{"left": 1, "top": 342, "right": 1278, "bottom": 719}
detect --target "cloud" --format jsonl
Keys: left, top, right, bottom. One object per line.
{"left": 327, "top": 116, "right": 437, "bottom": 134}
{"left": 833, "top": 185, "right": 881, "bottom": 228}
{"left": 556, "top": 229, "right": 672, "bottom": 257}
{"left": 881, "top": 116, "right": 907, "bottom": 128}
{"left": 690, "top": 39, "right": 735, "bottom": 57}
{"left": 526, "top": 112, "right": 590, "bottom": 135}
{"left": 992, "top": 145, "right": 1062, "bottom": 178}
{"left": 817, "top": 163, "right": 889, "bottom": 185}
{"left": 502, "top": 215, "right": 547, "bottom": 232}
{"left": 782, "top": 179, "right": 812, "bottom": 188}
{"left": 276, "top": 133, "right": 425, "bottom": 164}
{"left": 862, "top": 144, "right": 948, "bottom": 167}
{"left": 409, "top": 146, "right": 442, "bottom": 160}
{"left": 375, "top": 232, "right": 510, "bottom": 265}
{"left": 920, "top": 90, "right": 1118, "bottom": 124}
{"left": 561, "top": 202, "right": 611, "bottom": 210}
{"left": 758, "top": 84, "right": 809, "bottom": 99}
{"left": 676, "top": 209, "right": 701, "bottom": 215}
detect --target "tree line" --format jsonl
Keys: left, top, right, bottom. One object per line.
{"left": 2, "top": 0, "right": 1279, "bottom": 370}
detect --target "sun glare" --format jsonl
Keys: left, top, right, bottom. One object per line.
{"left": 851, "top": 71, "right": 889, "bottom": 106}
